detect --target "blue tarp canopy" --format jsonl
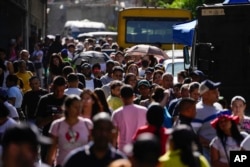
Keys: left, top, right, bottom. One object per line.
{"left": 172, "top": 19, "right": 197, "bottom": 47}
{"left": 223, "top": 0, "right": 250, "bottom": 4}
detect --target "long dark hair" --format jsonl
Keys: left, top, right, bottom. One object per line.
{"left": 146, "top": 103, "right": 164, "bottom": 139}
{"left": 171, "top": 125, "right": 199, "bottom": 167}
{"left": 94, "top": 88, "right": 111, "bottom": 115}
{"left": 63, "top": 95, "right": 81, "bottom": 117}
{"left": 216, "top": 120, "right": 244, "bottom": 146}
{"left": 80, "top": 89, "right": 103, "bottom": 118}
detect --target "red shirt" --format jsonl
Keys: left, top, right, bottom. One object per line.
{"left": 133, "top": 125, "right": 169, "bottom": 155}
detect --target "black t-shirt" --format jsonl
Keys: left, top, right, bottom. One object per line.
{"left": 35, "top": 93, "right": 67, "bottom": 136}
{"left": 63, "top": 142, "right": 126, "bottom": 167}
{"left": 13, "top": 60, "right": 35, "bottom": 73}
{"left": 22, "top": 88, "right": 48, "bottom": 119}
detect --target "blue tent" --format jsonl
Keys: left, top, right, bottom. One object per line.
{"left": 172, "top": 19, "right": 197, "bottom": 47}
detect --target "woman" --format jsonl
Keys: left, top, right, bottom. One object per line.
{"left": 46, "top": 95, "right": 93, "bottom": 167}
{"left": 80, "top": 88, "right": 103, "bottom": 119}
{"left": 152, "top": 69, "right": 164, "bottom": 86}
{"left": 48, "top": 53, "right": 69, "bottom": 85}
{"left": 31, "top": 42, "right": 44, "bottom": 87}
{"left": 15, "top": 60, "right": 33, "bottom": 93}
{"left": 231, "top": 96, "right": 250, "bottom": 133}
{"left": 210, "top": 114, "right": 248, "bottom": 167}
{"left": 133, "top": 103, "right": 169, "bottom": 155}
{"left": 0, "top": 48, "right": 14, "bottom": 89}
{"left": 126, "top": 63, "right": 139, "bottom": 79}
{"left": 124, "top": 73, "right": 139, "bottom": 95}
{"left": 94, "top": 88, "right": 112, "bottom": 115}
{"left": 159, "top": 124, "right": 209, "bottom": 167}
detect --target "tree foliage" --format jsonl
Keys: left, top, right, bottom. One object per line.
{"left": 142, "top": 0, "right": 224, "bottom": 18}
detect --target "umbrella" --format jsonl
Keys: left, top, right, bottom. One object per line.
{"left": 125, "top": 44, "right": 169, "bottom": 60}
{"left": 72, "top": 51, "right": 111, "bottom": 72}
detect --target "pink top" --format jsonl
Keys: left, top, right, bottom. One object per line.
{"left": 49, "top": 117, "right": 93, "bottom": 165}
{"left": 111, "top": 104, "right": 147, "bottom": 152}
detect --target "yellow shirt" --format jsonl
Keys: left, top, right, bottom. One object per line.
{"left": 159, "top": 150, "right": 210, "bottom": 167}
{"left": 16, "top": 71, "right": 33, "bottom": 93}
{"left": 107, "top": 95, "right": 123, "bottom": 111}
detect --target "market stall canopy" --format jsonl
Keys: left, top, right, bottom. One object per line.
{"left": 172, "top": 19, "right": 197, "bottom": 47}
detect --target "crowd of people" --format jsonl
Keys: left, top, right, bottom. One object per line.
{"left": 0, "top": 34, "right": 250, "bottom": 167}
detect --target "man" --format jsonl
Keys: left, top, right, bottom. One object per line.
{"left": 64, "top": 73, "right": 83, "bottom": 96}
{"left": 112, "top": 85, "right": 147, "bottom": 152}
{"left": 134, "top": 79, "right": 151, "bottom": 106}
{"left": 0, "top": 48, "right": 14, "bottom": 89}
{"left": 191, "top": 79, "right": 223, "bottom": 162}
{"left": 6, "top": 74, "right": 25, "bottom": 121}
{"left": 22, "top": 76, "right": 48, "bottom": 123}
{"left": 173, "top": 97, "right": 203, "bottom": 153}
{"left": 124, "top": 133, "right": 161, "bottom": 167}
{"left": 80, "top": 63, "right": 102, "bottom": 91}
{"left": 102, "top": 66, "right": 124, "bottom": 98}
{"left": 13, "top": 49, "right": 35, "bottom": 74}
{"left": 100, "top": 60, "right": 115, "bottom": 85}
{"left": 1, "top": 123, "right": 51, "bottom": 167}
{"left": 35, "top": 76, "right": 67, "bottom": 162}
{"left": 63, "top": 112, "right": 126, "bottom": 167}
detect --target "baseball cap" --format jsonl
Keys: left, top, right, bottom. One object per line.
{"left": 145, "top": 67, "right": 154, "bottom": 74}
{"left": 190, "top": 70, "right": 205, "bottom": 77}
{"left": 1, "top": 123, "right": 51, "bottom": 148}
{"left": 76, "top": 43, "right": 84, "bottom": 51}
{"left": 81, "top": 63, "right": 91, "bottom": 69}
{"left": 199, "top": 79, "right": 221, "bottom": 95}
{"left": 61, "top": 48, "right": 68, "bottom": 56}
{"left": 137, "top": 79, "right": 151, "bottom": 88}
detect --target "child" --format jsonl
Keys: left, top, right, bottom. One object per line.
{"left": 107, "top": 80, "right": 123, "bottom": 111}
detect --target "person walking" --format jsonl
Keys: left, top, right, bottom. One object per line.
{"left": 46, "top": 95, "right": 92, "bottom": 167}
{"left": 62, "top": 112, "right": 126, "bottom": 167}
{"left": 112, "top": 85, "right": 147, "bottom": 152}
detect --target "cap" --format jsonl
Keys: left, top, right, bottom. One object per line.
{"left": 81, "top": 63, "right": 91, "bottom": 69}
{"left": 210, "top": 114, "right": 240, "bottom": 128}
{"left": 137, "top": 79, "right": 151, "bottom": 88}
{"left": 67, "top": 42, "right": 75, "bottom": 48}
{"left": 190, "top": 70, "right": 205, "bottom": 77}
{"left": 1, "top": 123, "right": 51, "bottom": 148}
{"left": 124, "top": 133, "right": 161, "bottom": 163}
{"left": 102, "top": 43, "right": 110, "bottom": 49}
{"left": 76, "top": 43, "right": 84, "bottom": 51}
{"left": 112, "top": 66, "right": 124, "bottom": 73}
{"left": 154, "top": 64, "right": 165, "bottom": 71}
{"left": 199, "top": 79, "right": 221, "bottom": 95}
{"left": 145, "top": 67, "right": 154, "bottom": 74}
{"left": 231, "top": 95, "right": 246, "bottom": 105}
{"left": 61, "top": 48, "right": 68, "bottom": 56}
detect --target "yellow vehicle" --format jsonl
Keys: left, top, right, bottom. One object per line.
{"left": 117, "top": 7, "right": 192, "bottom": 50}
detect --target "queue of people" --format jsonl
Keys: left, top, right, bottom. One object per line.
{"left": 0, "top": 35, "right": 250, "bottom": 167}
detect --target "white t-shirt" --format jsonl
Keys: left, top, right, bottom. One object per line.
{"left": 4, "top": 101, "right": 19, "bottom": 119}
{"left": 64, "top": 88, "right": 83, "bottom": 96}
{"left": 240, "top": 135, "right": 250, "bottom": 150}
{"left": 210, "top": 131, "right": 248, "bottom": 163}
{"left": 85, "top": 79, "right": 94, "bottom": 91}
